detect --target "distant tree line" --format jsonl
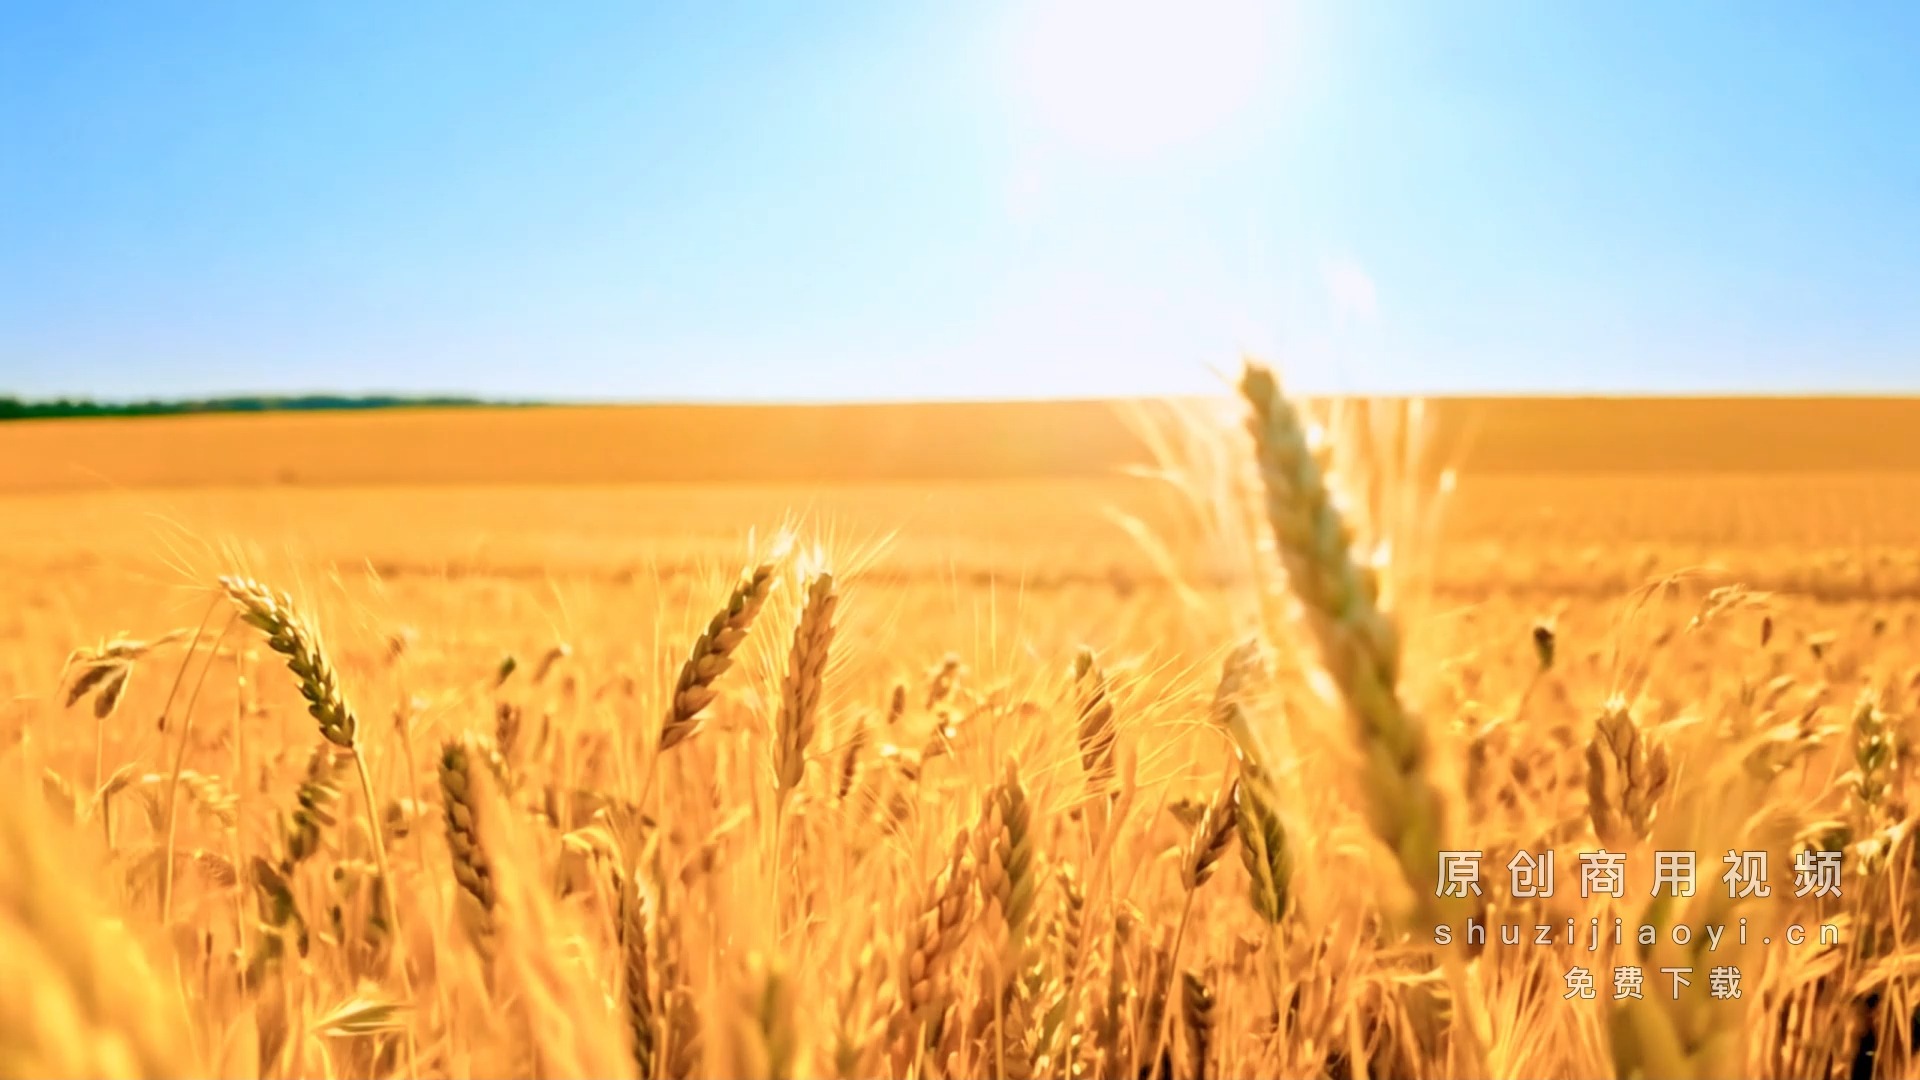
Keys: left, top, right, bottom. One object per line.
{"left": 0, "top": 394, "right": 520, "bottom": 421}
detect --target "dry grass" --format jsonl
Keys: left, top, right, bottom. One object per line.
{"left": 2, "top": 386, "right": 1920, "bottom": 1078}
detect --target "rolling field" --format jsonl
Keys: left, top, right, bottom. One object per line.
{"left": 3, "top": 388, "right": 1920, "bottom": 1079}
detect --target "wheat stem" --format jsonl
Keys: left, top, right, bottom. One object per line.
{"left": 160, "top": 611, "right": 236, "bottom": 926}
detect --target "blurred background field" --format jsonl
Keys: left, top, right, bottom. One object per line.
{"left": 7, "top": 397, "right": 1920, "bottom": 759}
{"left": 5, "top": 399, "right": 1919, "bottom": 676}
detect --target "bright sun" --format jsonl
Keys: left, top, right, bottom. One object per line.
{"left": 1001, "top": 0, "right": 1280, "bottom": 160}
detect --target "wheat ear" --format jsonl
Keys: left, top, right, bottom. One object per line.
{"left": 898, "top": 827, "right": 975, "bottom": 1060}
{"left": 1235, "top": 762, "right": 1292, "bottom": 926}
{"left": 617, "top": 870, "right": 658, "bottom": 1079}
{"left": 976, "top": 759, "right": 1037, "bottom": 1080}
{"left": 221, "top": 577, "right": 355, "bottom": 747}
{"left": 1585, "top": 695, "right": 1672, "bottom": 849}
{"left": 1072, "top": 647, "right": 1118, "bottom": 792}
{"left": 220, "top": 577, "right": 412, "bottom": 1002}
{"left": 1240, "top": 363, "right": 1488, "bottom": 1069}
{"left": 1181, "top": 969, "right": 1216, "bottom": 1080}
{"left": 438, "top": 738, "right": 497, "bottom": 964}
{"left": 775, "top": 572, "right": 838, "bottom": 797}
{"left": 1145, "top": 779, "right": 1240, "bottom": 1080}
{"left": 1237, "top": 364, "right": 1459, "bottom": 917}
{"left": 662, "top": 562, "right": 776, "bottom": 753}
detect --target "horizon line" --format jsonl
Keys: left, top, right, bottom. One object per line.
{"left": 11, "top": 389, "right": 1920, "bottom": 412}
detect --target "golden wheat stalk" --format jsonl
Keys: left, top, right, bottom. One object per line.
{"left": 1208, "top": 640, "right": 1260, "bottom": 733}
{"left": 978, "top": 760, "right": 1037, "bottom": 962}
{"left": 662, "top": 562, "right": 777, "bottom": 753}
{"left": 219, "top": 576, "right": 412, "bottom": 1002}
{"left": 220, "top": 576, "right": 356, "bottom": 748}
{"left": 1072, "top": 647, "right": 1118, "bottom": 791}
{"left": 1238, "top": 363, "right": 1460, "bottom": 917}
{"left": 1585, "top": 695, "right": 1673, "bottom": 849}
{"left": 1239, "top": 361, "right": 1492, "bottom": 1071}
{"left": 617, "top": 870, "right": 658, "bottom": 1079}
{"left": 974, "top": 760, "right": 1037, "bottom": 1080}
{"left": 898, "top": 827, "right": 975, "bottom": 1055}
{"left": 1181, "top": 969, "right": 1215, "bottom": 1080}
{"left": 657, "top": 906, "right": 702, "bottom": 1080}
{"left": 439, "top": 738, "right": 497, "bottom": 964}
{"left": 1850, "top": 687, "right": 1893, "bottom": 822}
{"left": 1092, "top": 907, "right": 1138, "bottom": 1080}
{"left": 1144, "top": 779, "right": 1240, "bottom": 1080}
{"left": 775, "top": 572, "right": 838, "bottom": 797}
{"left": 837, "top": 722, "right": 868, "bottom": 801}
{"left": 1182, "top": 779, "right": 1239, "bottom": 893}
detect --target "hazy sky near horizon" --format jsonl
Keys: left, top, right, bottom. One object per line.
{"left": 4, "top": 3, "right": 1917, "bottom": 402}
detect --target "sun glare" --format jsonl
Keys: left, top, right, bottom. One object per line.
{"left": 1002, "top": 0, "right": 1280, "bottom": 159}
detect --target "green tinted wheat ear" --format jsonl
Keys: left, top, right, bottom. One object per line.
{"left": 1235, "top": 772, "right": 1292, "bottom": 924}
{"left": 662, "top": 562, "right": 776, "bottom": 753}
{"left": 1238, "top": 363, "right": 1459, "bottom": 918}
{"left": 775, "top": 573, "right": 838, "bottom": 797}
{"left": 978, "top": 760, "right": 1038, "bottom": 959}
{"left": 1585, "top": 696, "right": 1672, "bottom": 849}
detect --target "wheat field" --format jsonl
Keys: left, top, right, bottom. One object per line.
{"left": 4, "top": 372, "right": 1920, "bottom": 1080}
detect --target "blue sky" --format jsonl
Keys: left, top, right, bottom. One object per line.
{"left": 3, "top": 2, "right": 1916, "bottom": 401}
